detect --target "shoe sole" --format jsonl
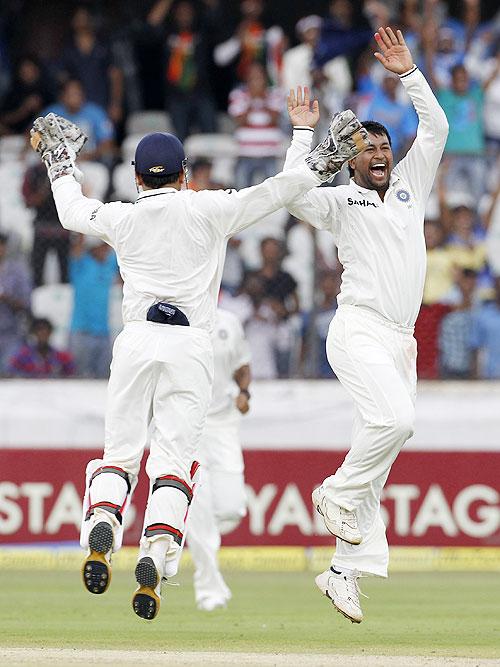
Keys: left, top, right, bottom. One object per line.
{"left": 315, "top": 576, "right": 363, "bottom": 624}
{"left": 311, "top": 490, "right": 362, "bottom": 545}
{"left": 324, "top": 589, "right": 362, "bottom": 624}
{"left": 132, "top": 557, "right": 160, "bottom": 620}
{"left": 82, "top": 521, "right": 113, "bottom": 594}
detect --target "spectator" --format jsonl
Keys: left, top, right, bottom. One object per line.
{"left": 283, "top": 15, "right": 323, "bottom": 92}
{"left": 69, "top": 235, "right": 118, "bottom": 378}
{"left": 421, "top": 24, "right": 463, "bottom": 90}
{"left": 312, "top": 0, "right": 373, "bottom": 71}
{"left": 0, "top": 232, "right": 31, "bottom": 375}
{"left": 147, "top": 0, "right": 217, "bottom": 142}
{"left": 302, "top": 271, "right": 340, "bottom": 379}
{"left": 22, "top": 163, "right": 70, "bottom": 287}
{"left": 471, "top": 276, "right": 500, "bottom": 379}
{"left": 228, "top": 62, "right": 283, "bottom": 190}
{"left": 256, "top": 237, "right": 300, "bottom": 377}
{"left": 58, "top": 6, "right": 124, "bottom": 126}
{"left": 214, "top": 0, "right": 284, "bottom": 86}
{"left": 256, "top": 237, "right": 298, "bottom": 315}
{"left": 359, "top": 71, "right": 417, "bottom": 159}
{"left": 188, "top": 159, "right": 221, "bottom": 191}
{"left": 439, "top": 268, "right": 477, "bottom": 379}
{"left": 444, "top": 197, "right": 487, "bottom": 278}
{"left": 221, "top": 237, "right": 245, "bottom": 296}
{"left": 437, "top": 64, "right": 486, "bottom": 197}
{"left": 282, "top": 14, "right": 352, "bottom": 99}
{"left": 422, "top": 219, "right": 455, "bottom": 305}
{"left": 0, "top": 54, "right": 55, "bottom": 136}
{"left": 224, "top": 272, "right": 279, "bottom": 380}
{"left": 8, "top": 317, "right": 74, "bottom": 379}
{"left": 43, "top": 78, "right": 115, "bottom": 166}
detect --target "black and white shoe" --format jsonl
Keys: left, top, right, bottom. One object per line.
{"left": 132, "top": 557, "right": 162, "bottom": 620}
{"left": 82, "top": 521, "right": 114, "bottom": 595}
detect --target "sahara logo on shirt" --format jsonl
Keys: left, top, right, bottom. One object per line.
{"left": 347, "top": 198, "right": 378, "bottom": 207}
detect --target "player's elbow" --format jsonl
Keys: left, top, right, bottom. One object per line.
{"left": 435, "top": 109, "right": 449, "bottom": 143}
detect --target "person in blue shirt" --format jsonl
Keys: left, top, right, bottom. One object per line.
{"left": 360, "top": 71, "right": 417, "bottom": 158}
{"left": 471, "top": 277, "right": 500, "bottom": 379}
{"left": 69, "top": 234, "right": 119, "bottom": 378}
{"left": 43, "top": 78, "right": 115, "bottom": 166}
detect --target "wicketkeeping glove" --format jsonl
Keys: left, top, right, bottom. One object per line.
{"left": 306, "top": 110, "right": 370, "bottom": 183}
{"left": 30, "top": 113, "right": 88, "bottom": 183}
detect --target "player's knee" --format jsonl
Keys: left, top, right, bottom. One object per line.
{"left": 391, "top": 406, "right": 415, "bottom": 441}
{"left": 216, "top": 508, "right": 246, "bottom": 535}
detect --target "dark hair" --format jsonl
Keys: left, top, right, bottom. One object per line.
{"left": 348, "top": 120, "right": 392, "bottom": 176}
{"left": 31, "top": 317, "right": 53, "bottom": 333}
{"left": 0, "top": 232, "right": 8, "bottom": 244}
{"left": 451, "top": 63, "right": 467, "bottom": 77}
{"left": 139, "top": 172, "right": 180, "bottom": 189}
{"left": 361, "top": 120, "right": 392, "bottom": 146}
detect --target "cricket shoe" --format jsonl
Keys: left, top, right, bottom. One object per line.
{"left": 82, "top": 521, "right": 114, "bottom": 594}
{"left": 132, "top": 557, "right": 163, "bottom": 620}
{"left": 315, "top": 567, "right": 366, "bottom": 624}
{"left": 197, "top": 596, "right": 228, "bottom": 612}
{"left": 312, "top": 486, "right": 362, "bottom": 545}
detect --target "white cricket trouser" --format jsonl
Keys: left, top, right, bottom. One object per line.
{"left": 324, "top": 305, "right": 417, "bottom": 577}
{"left": 187, "top": 411, "right": 246, "bottom": 605}
{"left": 84, "top": 321, "right": 213, "bottom": 575}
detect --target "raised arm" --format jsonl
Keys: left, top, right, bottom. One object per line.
{"left": 193, "top": 162, "right": 322, "bottom": 237}
{"left": 374, "top": 27, "right": 449, "bottom": 205}
{"left": 282, "top": 86, "right": 344, "bottom": 234}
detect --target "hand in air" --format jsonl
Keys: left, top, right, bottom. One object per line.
{"left": 374, "top": 27, "right": 414, "bottom": 75}
{"left": 287, "top": 86, "right": 320, "bottom": 129}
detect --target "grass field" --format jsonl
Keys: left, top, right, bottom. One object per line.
{"left": 1, "top": 569, "right": 499, "bottom": 664}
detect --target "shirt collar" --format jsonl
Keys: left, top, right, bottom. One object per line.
{"left": 136, "top": 187, "right": 178, "bottom": 201}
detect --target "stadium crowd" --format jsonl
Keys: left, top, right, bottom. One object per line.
{"left": 0, "top": 0, "right": 499, "bottom": 380}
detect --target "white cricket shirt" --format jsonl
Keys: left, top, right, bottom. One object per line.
{"left": 51, "top": 164, "right": 320, "bottom": 333}
{"left": 284, "top": 67, "right": 449, "bottom": 328}
{"left": 208, "top": 308, "right": 251, "bottom": 417}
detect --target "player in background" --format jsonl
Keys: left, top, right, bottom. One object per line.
{"left": 29, "top": 109, "right": 369, "bottom": 620}
{"left": 285, "top": 27, "right": 449, "bottom": 623}
{"left": 187, "top": 308, "right": 250, "bottom": 611}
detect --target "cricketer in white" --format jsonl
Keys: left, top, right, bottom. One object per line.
{"left": 187, "top": 308, "right": 251, "bottom": 611}
{"left": 285, "top": 27, "right": 449, "bottom": 623}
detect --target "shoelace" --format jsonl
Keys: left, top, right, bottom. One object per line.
{"left": 345, "top": 571, "right": 369, "bottom": 601}
{"left": 339, "top": 506, "right": 359, "bottom": 530}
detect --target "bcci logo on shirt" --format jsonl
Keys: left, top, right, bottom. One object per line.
{"left": 396, "top": 189, "right": 411, "bottom": 203}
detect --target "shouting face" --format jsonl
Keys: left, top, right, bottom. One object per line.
{"left": 349, "top": 132, "right": 393, "bottom": 192}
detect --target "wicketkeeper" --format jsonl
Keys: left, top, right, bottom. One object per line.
{"left": 30, "top": 104, "right": 369, "bottom": 620}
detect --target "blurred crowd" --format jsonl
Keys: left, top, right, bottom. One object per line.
{"left": 0, "top": 0, "right": 499, "bottom": 380}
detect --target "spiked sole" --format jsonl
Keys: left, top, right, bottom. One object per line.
{"left": 132, "top": 557, "right": 160, "bottom": 620}
{"left": 82, "top": 521, "right": 113, "bottom": 594}
{"left": 324, "top": 589, "right": 362, "bottom": 624}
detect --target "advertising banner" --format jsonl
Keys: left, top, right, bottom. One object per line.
{"left": 1, "top": 449, "right": 498, "bottom": 547}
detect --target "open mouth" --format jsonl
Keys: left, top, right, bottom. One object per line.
{"left": 369, "top": 163, "right": 387, "bottom": 179}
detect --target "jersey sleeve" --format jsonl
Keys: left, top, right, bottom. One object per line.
{"left": 51, "top": 175, "right": 125, "bottom": 246}
{"left": 191, "top": 163, "right": 322, "bottom": 237}
{"left": 393, "top": 67, "right": 449, "bottom": 209}
{"left": 283, "top": 127, "right": 342, "bottom": 237}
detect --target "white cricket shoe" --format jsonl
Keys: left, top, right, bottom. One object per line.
{"left": 197, "top": 597, "right": 228, "bottom": 612}
{"left": 312, "top": 486, "right": 362, "bottom": 545}
{"left": 315, "top": 567, "right": 365, "bottom": 624}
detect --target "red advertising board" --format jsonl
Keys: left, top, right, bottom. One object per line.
{"left": 0, "top": 449, "right": 499, "bottom": 546}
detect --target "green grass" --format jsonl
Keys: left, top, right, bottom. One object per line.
{"left": 0, "top": 570, "right": 499, "bottom": 658}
